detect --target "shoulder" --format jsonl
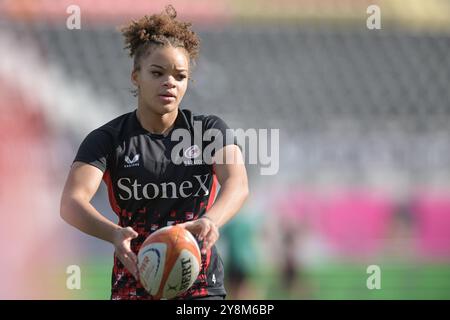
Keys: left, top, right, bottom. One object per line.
{"left": 74, "top": 112, "right": 135, "bottom": 171}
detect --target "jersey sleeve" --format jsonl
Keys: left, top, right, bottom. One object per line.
{"left": 203, "top": 115, "right": 239, "bottom": 157}
{"left": 73, "top": 128, "right": 114, "bottom": 173}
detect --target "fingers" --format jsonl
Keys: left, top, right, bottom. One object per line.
{"left": 175, "top": 219, "right": 220, "bottom": 254}
{"left": 116, "top": 249, "right": 139, "bottom": 280}
{"left": 176, "top": 221, "right": 193, "bottom": 231}
{"left": 198, "top": 222, "right": 211, "bottom": 242}
{"left": 114, "top": 227, "right": 139, "bottom": 280}
{"left": 201, "top": 224, "right": 220, "bottom": 254}
{"left": 127, "top": 251, "right": 139, "bottom": 280}
{"left": 128, "top": 250, "right": 138, "bottom": 265}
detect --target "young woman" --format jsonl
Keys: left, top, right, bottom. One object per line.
{"left": 60, "top": 6, "right": 248, "bottom": 300}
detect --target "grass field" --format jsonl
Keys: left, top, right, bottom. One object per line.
{"left": 65, "top": 257, "right": 450, "bottom": 300}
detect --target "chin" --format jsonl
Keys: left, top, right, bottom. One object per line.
{"left": 162, "top": 102, "right": 178, "bottom": 112}
{"left": 150, "top": 102, "right": 178, "bottom": 115}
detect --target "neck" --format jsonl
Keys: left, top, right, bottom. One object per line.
{"left": 136, "top": 104, "right": 178, "bottom": 135}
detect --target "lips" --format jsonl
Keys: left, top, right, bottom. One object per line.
{"left": 158, "top": 93, "right": 176, "bottom": 104}
{"left": 159, "top": 92, "right": 176, "bottom": 98}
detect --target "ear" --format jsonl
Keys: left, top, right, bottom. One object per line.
{"left": 131, "top": 69, "right": 139, "bottom": 87}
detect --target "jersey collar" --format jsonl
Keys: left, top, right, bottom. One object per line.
{"left": 132, "top": 108, "right": 192, "bottom": 138}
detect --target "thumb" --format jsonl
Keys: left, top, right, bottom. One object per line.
{"left": 178, "top": 221, "right": 193, "bottom": 229}
{"left": 123, "top": 226, "right": 138, "bottom": 239}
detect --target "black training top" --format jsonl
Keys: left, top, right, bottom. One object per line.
{"left": 73, "top": 108, "right": 235, "bottom": 299}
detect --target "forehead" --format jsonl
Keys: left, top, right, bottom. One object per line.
{"left": 143, "top": 46, "right": 189, "bottom": 70}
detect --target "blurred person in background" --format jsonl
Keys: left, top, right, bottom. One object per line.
{"left": 272, "top": 188, "right": 316, "bottom": 299}
{"left": 384, "top": 198, "right": 416, "bottom": 261}
{"left": 60, "top": 5, "right": 248, "bottom": 300}
{"left": 220, "top": 199, "right": 262, "bottom": 300}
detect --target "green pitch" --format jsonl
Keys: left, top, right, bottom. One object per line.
{"left": 67, "top": 256, "right": 450, "bottom": 300}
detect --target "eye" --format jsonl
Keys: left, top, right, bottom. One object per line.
{"left": 151, "top": 71, "right": 162, "bottom": 77}
{"left": 177, "top": 74, "right": 187, "bottom": 80}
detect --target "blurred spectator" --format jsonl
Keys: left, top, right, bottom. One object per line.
{"left": 220, "top": 203, "right": 261, "bottom": 299}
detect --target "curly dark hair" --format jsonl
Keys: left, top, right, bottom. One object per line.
{"left": 120, "top": 5, "right": 200, "bottom": 72}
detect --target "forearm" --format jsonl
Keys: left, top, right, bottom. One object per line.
{"left": 60, "top": 197, "right": 121, "bottom": 244}
{"left": 204, "top": 176, "right": 249, "bottom": 228}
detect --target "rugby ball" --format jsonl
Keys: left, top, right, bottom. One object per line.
{"left": 137, "top": 225, "right": 201, "bottom": 299}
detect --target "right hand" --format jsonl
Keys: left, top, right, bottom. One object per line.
{"left": 178, "top": 216, "right": 219, "bottom": 255}
{"left": 112, "top": 227, "right": 139, "bottom": 280}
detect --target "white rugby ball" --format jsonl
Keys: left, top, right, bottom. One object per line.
{"left": 138, "top": 225, "right": 201, "bottom": 299}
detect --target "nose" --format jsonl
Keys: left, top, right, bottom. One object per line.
{"left": 163, "top": 75, "right": 176, "bottom": 88}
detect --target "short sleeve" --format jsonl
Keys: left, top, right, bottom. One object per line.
{"left": 73, "top": 129, "right": 114, "bottom": 172}
{"left": 203, "top": 115, "right": 239, "bottom": 157}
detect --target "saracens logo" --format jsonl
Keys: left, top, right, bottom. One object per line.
{"left": 183, "top": 145, "right": 203, "bottom": 166}
{"left": 184, "top": 145, "right": 201, "bottom": 159}
{"left": 116, "top": 174, "right": 210, "bottom": 200}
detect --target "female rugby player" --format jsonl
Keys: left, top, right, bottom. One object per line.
{"left": 60, "top": 5, "right": 248, "bottom": 300}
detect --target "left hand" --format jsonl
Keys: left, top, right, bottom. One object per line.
{"left": 178, "top": 216, "right": 219, "bottom": 254}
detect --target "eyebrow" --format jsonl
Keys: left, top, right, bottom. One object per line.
{"left": 150, "top": 64, "right": 188, "bottom": 72}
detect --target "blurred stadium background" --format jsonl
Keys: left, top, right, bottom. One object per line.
{"left": 0, "top": 0, "right": 449, "bottom": 299}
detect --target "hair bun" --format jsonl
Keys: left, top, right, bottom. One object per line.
{"left": 120, "top": 5, "right": 200, "bottom": 63}
{"left": 165, "top": 5, "right": 177, "bottom": 19}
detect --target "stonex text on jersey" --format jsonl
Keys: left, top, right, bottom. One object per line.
{"left": 116, "top": 174, "right": 211, "bottom": 200}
